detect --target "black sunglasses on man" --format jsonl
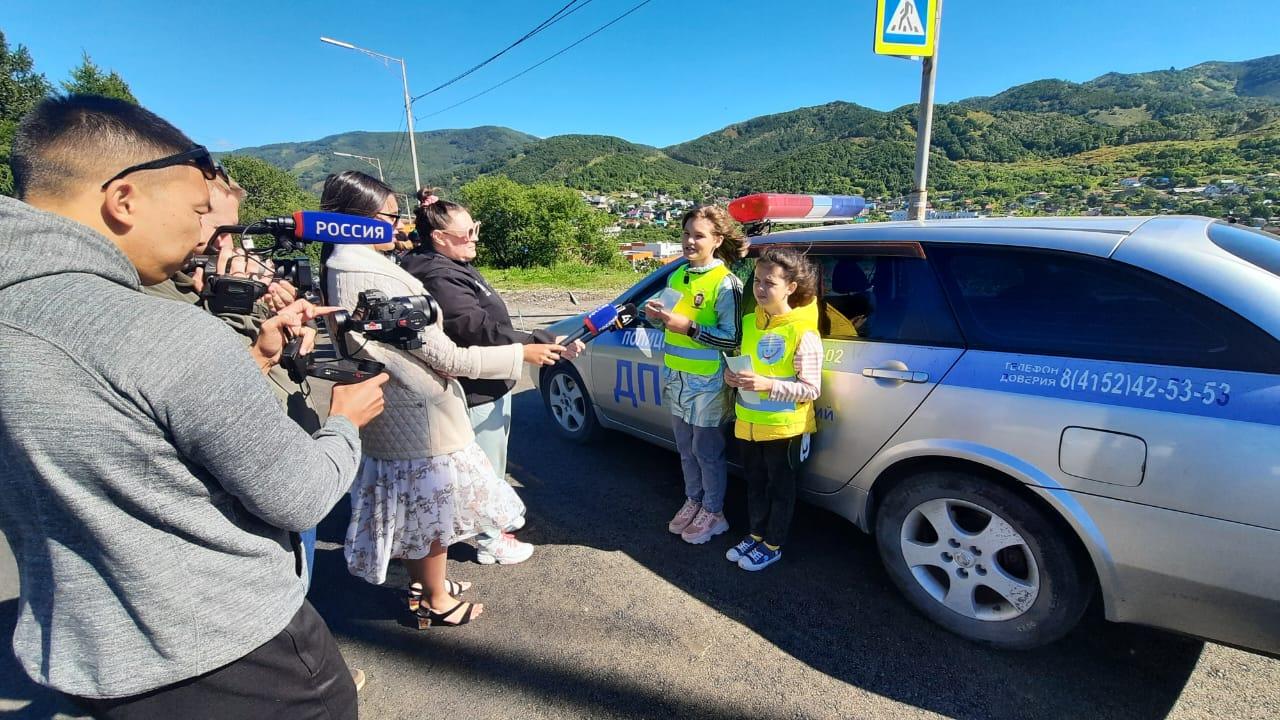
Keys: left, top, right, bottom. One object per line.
{"left": 100, "top": 145, "right": 230, "bottom": 190}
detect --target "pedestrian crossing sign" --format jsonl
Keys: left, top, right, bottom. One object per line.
{"left": 874, "top": 0, "right": 938, "bottom": 57}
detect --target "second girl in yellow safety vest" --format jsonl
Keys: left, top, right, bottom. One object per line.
{"left": 643, "top": 206, "right": 745, "bottom": 546}
{"left": 724, "top": 246, "right": 823, "bottom": 572}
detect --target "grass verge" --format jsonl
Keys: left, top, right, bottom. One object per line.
{"left": 476, "top": 263, "right": 646, "bottom": 292}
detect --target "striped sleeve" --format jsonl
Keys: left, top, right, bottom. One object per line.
{"left": 768, "top": 331, "right": 823, "bottom": 403}
{"left": 689, "top": 273, "right": 743, "bottom": 351}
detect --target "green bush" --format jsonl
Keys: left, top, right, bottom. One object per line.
{"left": 458, "top": 176, "right": 614, "bottom": 268}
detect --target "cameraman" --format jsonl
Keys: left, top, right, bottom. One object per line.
{"left": 148, "top": 173, "right": 297, "bottom": 314}
{"left": 0, "top": 95, "right": 386, "bottom": 718}
{"left": 143, "top": 163, "right": 333, "bottom": 597}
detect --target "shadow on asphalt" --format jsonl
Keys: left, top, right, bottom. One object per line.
{"left": 466, "top": 389, "right": 1204, "bottom": 720}
{"left": 0, "top": 387, "right": 1204, "bottom": 720}
{"left": 309, "top": 504, "right": 782, "bottom": 720}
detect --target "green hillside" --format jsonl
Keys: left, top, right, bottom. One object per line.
{"left": 1073, "top": 55, "right": 1280, "bottom": 105}
{"left": 486, "top": 134, "right": 710, "bottom": 193}
{"left": 223, "top": 126, "right": 538, "bottom": 193}
{"left": 666, "top": 55, "right": 1280, "bottom": 169}
{"left": 664, "top": 101, "right": 905, "bottom": 172}
{"left": 223, "top": 53, "right": 1280, "bottom": 209}
{"left": 737, "top": 139, "right": 953, "bottom": 197}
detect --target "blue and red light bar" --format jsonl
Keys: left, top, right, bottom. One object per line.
{"left": 728, "top": 193, "right": 866, "bottom": 224}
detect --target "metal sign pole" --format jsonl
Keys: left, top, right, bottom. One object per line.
{"left": 907, "top": 0, "right": 942, "bottom": 221}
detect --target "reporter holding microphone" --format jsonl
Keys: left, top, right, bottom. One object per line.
{"left": 402, "top": 189, "right": 585, "bottom": 565}
{"left": 321, "top": 171, "right": 568, "bottom": 627}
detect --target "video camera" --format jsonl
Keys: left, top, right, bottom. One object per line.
{"left": 189, "top": 254, "right": 315, "bottom": 316}
{"left": 194, "top": 211, "right": 395, "bottom": 315}
{"left": 189, "top": 238, "right": 314, "bottom": 316}
{"left": 279, "top": 289, "right": 441, "bottom": 385}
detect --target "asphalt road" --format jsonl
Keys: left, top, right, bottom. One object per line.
{"left": 3, "top": 378, "right": 1279, "bottom": 719}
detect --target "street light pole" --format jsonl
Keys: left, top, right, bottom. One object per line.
{"left": 400, "top": 60, "right": 421, "bottom": 192}
{"left": 332, "top": 151, "right": 384, "bottom": 181}
{"left": 320, "top": 36, "right": 421, "bottom": 190}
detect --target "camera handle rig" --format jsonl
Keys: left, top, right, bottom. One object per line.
{"left": 280, "top": 289, "right": 441, "bottom": 385}
{"left": 193, "top": 220, "right": 320, "bottom": 315}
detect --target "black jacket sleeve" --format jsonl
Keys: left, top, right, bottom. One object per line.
{"left": 426, "top": 273, "right": 541, "bottom": 346}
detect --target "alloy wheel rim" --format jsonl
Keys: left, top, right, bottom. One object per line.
{"left": 548, "top": 374, "right": 586, "bottom": 432}
{"left": 899, "top": 497, "right": 1040, "bottom": 621}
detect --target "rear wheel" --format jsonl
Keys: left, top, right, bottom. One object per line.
{"left": 541, "top": 364, "right": 599, "bottom": 443}
{"left": 875, "top": 470, "right": 1094, "bottom": 649}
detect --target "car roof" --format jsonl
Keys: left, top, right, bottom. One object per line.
{"left": 753, "top": 215, "right": 1174, "bottom": 257}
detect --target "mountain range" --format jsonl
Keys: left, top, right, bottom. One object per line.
{"left": 226, "top": 54, "right": 1280, "bottom": 199}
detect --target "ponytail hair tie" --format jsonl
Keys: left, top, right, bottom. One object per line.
{"left": 416, "top": 187, "right": 440, "bottom": 206}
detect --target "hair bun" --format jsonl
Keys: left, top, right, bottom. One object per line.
{"left": 415, "top": 186, "right": 440, "bottom": 205}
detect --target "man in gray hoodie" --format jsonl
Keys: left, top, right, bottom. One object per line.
{"left": 0, "top": 95, "right": 387, "bottom": 718}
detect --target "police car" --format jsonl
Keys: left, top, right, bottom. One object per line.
{"left": 533, "top": 194, "right": 1280, "bottom": 652}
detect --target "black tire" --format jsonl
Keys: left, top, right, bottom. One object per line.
{"left": 540, "top": 363, "right": 600, "bottom": 443}
{"left": 874, "top": 470, "right": 1094, "bottom": 650}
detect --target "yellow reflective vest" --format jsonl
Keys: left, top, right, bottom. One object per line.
{"left": 663, "top": 263, "right": 730, "bottom": 375}
{"left": 734, "top": 301, "right": 820, "bottom": 441}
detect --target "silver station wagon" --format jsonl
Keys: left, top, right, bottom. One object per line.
{"left": 533, "top": 211, "right": 1280, "bottom": 652}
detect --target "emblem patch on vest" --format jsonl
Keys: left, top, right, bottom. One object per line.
{"left": 692, "top": 291, "right": 705, "bottom": 308}
{"left": 757, "top": 333, "right": 786, "bottom": 364}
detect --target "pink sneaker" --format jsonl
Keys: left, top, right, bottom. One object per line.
{"left": 668, "top": 499, "right": 702, "bottom": 534}
{"left": 681, "top": 509, "right": 729, "bottom": 545}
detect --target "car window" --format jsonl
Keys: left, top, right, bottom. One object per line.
{"left": 816, "top": 254, "right": 963, "bottom": 346}
{"left": 1208, "top": 222, "right": 1280, "bottom": 278}
{"left": 625, "top": 260, "right": 685, "bottom": 328}
{"left": 929, "top": 244, "right": 1280, "bottom": 373}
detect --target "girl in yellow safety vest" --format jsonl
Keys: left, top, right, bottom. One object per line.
{"left": 724, "top": 247, "right": 823, "bottom": 571}
{"left": 643, "top": 206, "right": 745, "bottom": 546}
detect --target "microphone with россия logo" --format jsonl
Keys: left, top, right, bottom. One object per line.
{"left": 560, "top": 302, "right": 639, "bottom": 348}
{"left": 195, "top": 211, "right": 396, "bottom": 313}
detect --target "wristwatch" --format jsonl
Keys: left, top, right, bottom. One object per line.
{"left": 687, "top": 322, "right": 698, "bottom": 338}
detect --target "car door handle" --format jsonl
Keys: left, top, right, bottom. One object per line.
{"left": 862, "top": 367, "right": 929, "bottom": 383}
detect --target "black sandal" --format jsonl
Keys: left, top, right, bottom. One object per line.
{"left": 407, "top": 580, "right": 471, "bottom": 611}
{"left": 416, "top": 599, "right": 481, "bottom": 628}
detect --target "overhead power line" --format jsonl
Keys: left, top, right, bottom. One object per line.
{"left": 411, "top": 0, "right": 594, "bottom": 102}
{"left": 385, "top": 110, "right": 408, "bottom": 185}
{"left": 416, "top": 0, "right": 655, "bottom": 121}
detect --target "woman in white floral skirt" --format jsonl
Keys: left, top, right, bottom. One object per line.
{"left": 321, "top": 171, "right": 573, "bottom": 626}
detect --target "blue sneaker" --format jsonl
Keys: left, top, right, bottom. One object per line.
{"left": 738, "top": 543, "right": 782, "bottom": 571}
{"left": 726, "top": 536, "right": 759, "bottom": 563}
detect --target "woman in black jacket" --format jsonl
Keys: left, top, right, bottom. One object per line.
{"left": 401, "top": 188, "right": 583, "bottom": 565}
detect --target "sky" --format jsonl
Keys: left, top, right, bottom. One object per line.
{"left": 3, "top": 0, "right": 1277, "bottom": 153}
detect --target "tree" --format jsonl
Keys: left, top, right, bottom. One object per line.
{"left": 458, "top": 176, "right": 615, "bottom": 268}
{"left": 61, "top": 52, "right": 136, "bottom": 104}
{"left": 218, "top": 155, "right": 321, "bottom": 261}
{"left": 0, "top": 31, "right": 52, "bottom": 196}
{"left": 219, "top": 155, "right": 319, "bottom": 222}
